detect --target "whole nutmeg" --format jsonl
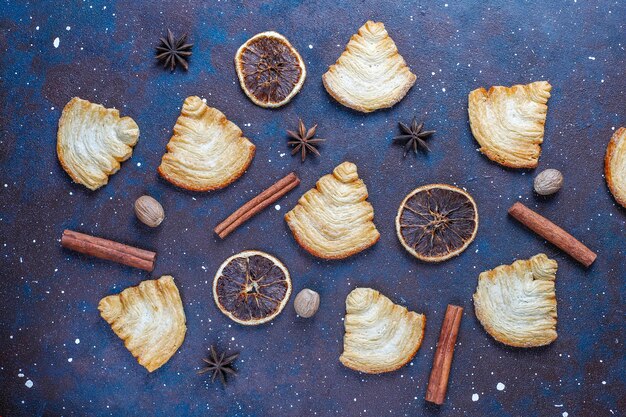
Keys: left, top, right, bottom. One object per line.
{"left": 294, "top": 288, "right": 320, "bottom": 318}
{"left": 533, "top": 169, "right": 564, "bottom": 195}
{"left": 134, "top": 195, "right": 165, "bottom": 227}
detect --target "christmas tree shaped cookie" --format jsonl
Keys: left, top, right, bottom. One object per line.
{"left": 57, "top": 97, "right": 140, "bottom": 190}
{"left": 340, "top": 288, "right": 426, "bottom": 374}
{"left": 99, "top": 276, "right": 187, "bottom": 372}
{"left": 468, "top": 81, "right": 552, "bottom": 168}
{"left": 473, "top": 254, "right": 558, "bottom": 347}
{"left": 285, "top": 161, "right": 380, "bottom": 259}
{"left": 158, "top": 96, "right": 255, "bottom": 191}
{"left": 322, "top": 21, "right": 416, "bottom": 113}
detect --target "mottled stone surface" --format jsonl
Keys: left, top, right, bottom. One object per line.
{"left": 0, "top": 1, "right": 624, "bottom": 416}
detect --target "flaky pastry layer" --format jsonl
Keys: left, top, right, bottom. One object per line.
{"left": 473, "top": 254, "right": 558, "bottom": 348}
{"left": 57, "top": 97, "right": 139, "bottom": 190}
{"left": 340, "top": 288, "right": 426, "bottom": 374}
{"left": 99, "top": 276, "right": 187, "bottom": 372}
{"left": 158, "top": 96, "right": 255, "bottom": 191}
{"left": 285, "top": 162, "right": 380, "bottom": 259}
{"left": 605, "top": 127, "right": 626, "bottom": 208}
{"left": 468, "top": 81, "right": 552, "bottom": 168}
{"left": 322, "top": 21, "right": 416, "bottom": 113}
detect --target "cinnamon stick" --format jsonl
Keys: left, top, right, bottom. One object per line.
{"left": 508, "top": 202, "right": 597, "bottom": 267}
{"left": 214, "top": 172, "right": 300, "bottom": 239}
{"left": 61, "top": 230, "right": 156, "bottom": 271}
{"left": 426, "top": 305, "right": 463, "bottom": 405}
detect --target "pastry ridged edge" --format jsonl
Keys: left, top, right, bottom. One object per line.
{"left": 605, "top": 127, "right": 626, "bottom": 208}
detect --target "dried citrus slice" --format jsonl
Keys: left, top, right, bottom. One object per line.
{"left": 396, "top": 184, "right": 478, "bottom": 262}
{"left": 213, "top": 250, "right": 292, "bottom": 325}
{"left": 235, "top": 31, "right": 306, "bottom": 108}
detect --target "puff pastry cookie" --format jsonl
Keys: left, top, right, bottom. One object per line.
{"left": 98, "top": 275, "right": 187, "bottom": 372}
{"left": 158, "top": 96, "right": 255, "bottom": 191}
{"left": 473, "top": 254, "right": 558, "bottom": 348}
{"left": 605, "top": 127, "right": 626, "bottom": 208}
{"left": 468, "top": 81, "right": 552, "bottom": 168}
{"left": 285, "top": 162, "right": 380, "bottom": 259}
{"left": 322, "top": 21, "right": 416, "bottom": 113}
{"left": 340, "top": 288, "right": 426, "bottom": 374}
{"left": 57, "top": 97, "right": 139, "bottom": 190}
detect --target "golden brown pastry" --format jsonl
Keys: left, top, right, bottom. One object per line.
{"left": 322, "top": 21, "right": 416, "bottom": 113}
{"left": 284, "top": 162, "right": 380, "bottom": 259}
{"left": 57, "top": 97, "right": 139, "bottom": 190}
{"left": 98, "top": 276, "right": 187, "bottom": 372}
{"left": 473, "top": 254, "right": 558, "bottom": 348}
{"left": 605, "top": 127, "right": 626, "bottom": 208}
{"left": 468, "top": 81, "right": 552, "bottom": 168}
{"left": 158, "top": 96, "right": 255, "bottom": 191}
{"left": 340, "top": 288, "right": 426, "bottom": 374}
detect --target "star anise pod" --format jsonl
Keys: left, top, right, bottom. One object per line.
{"left": 287, "top": 119, "right": 325, "bottom": 162}
{"left": 393, "top": 117, "right": 436, "bottom": 157}
{"left": 156, "top": 29, "right": 193, "bottom": 72}
{"left": 198, "top": 345, "right": 238, "bottom": 386}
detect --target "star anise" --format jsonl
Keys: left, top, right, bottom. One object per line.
{"left": 156, "top": 29, "right": 193, "bottom": 72}
{"left": 393, "top": 117, "right": 436, "bottom": 157}
{"left": 198, "top": 345, "right": 238, "bottom": 385}
{"left": 287, "top": 119, "right": 325, "bottom": 162}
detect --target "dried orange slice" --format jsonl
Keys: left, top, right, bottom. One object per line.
{"left": 213, "top": 250, "right": 292, "bottom": 325}
{"left": 396, "top": 184, "right": 478, "bottom": 262}
{"left": 235, "top": 31, "right": 306, "bottom": 108}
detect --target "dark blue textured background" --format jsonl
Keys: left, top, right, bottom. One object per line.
{"left": 0, "top": 1, "right": 624, "bottom": 416}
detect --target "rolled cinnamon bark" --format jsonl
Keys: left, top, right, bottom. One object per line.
{"left": 61, "top": 230, "right": 156, "bottom": 271}
{"left": 508, "top": 202, "right": 596, "bottom": 267}
{"left": 214, "top": 172, "right": 300, "bottom": 239}
{"left": 426, "top": 305, "right": 463, "bottom": 405}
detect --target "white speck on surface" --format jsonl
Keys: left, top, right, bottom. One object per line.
{"left": 588, "top": 56, "right": 596, "bottom": 60}
{"left": 602, "top": 381, "right": 606, "bottom": 384}
{"left": 442, "top": 87, "right": 446, "bottom": 92}
{"left": 472, "top": 393, "right": 479, "bottom": 401}
{"left": 25, "top": 380, "right": 33, "bottom": 388}
{"left": 53, "top": 37, "right": 60, "bottom": 48}
{"left": 66, "top": 26, "right": 71, "bottom": 30}
{"left": 563, "top": 413, "right": 569, "bottom": 417}
{"left": 308, "top": 44, "right": 313, "bottom": 49}
{"left": 496, "top": 382, "right": 505, "bottom": 391}
{"left": 18, "top": 373, "right": 24, "bottom": 378}
{"left": 137, "top": 162, "right": 141, "bottom": 167}
{"left": 68, "top": 358, "right": 73, "bottom": 362}
{"left": 274, "top": 204, "right": 281, "bottom": 211}
{"left": 75, "top": 338, "right": 80, "bottom": 344}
